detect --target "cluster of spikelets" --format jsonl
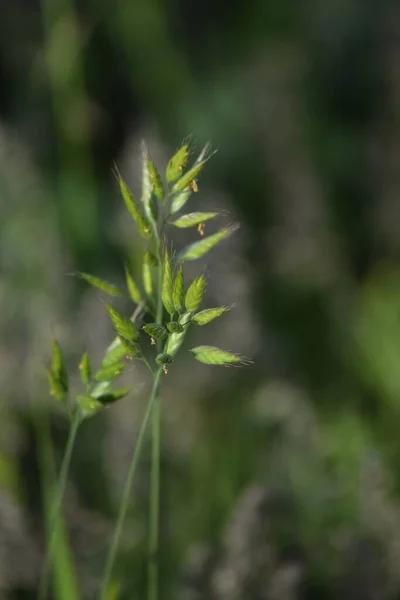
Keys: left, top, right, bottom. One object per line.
{"left": 47, "top": 139, "right": 251, "bottom": 421}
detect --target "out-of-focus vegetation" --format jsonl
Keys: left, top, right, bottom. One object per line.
{"left": 0, "top": 0, "right": 399, "bottom": 598}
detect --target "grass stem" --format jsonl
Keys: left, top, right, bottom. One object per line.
{"left": 38, "top": 409, "right": 81, "bottom": 600}
{"left": 99, "top": 367, "right": 163, "bottom": 600}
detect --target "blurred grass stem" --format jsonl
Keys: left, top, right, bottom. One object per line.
{"left": 99, "top": 367, "right": 163, "bottom": 600}
{"left": 38, "top": 409, "right": 82, "bottom": 600}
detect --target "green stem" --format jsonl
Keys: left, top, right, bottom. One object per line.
{"left": 148, "top": 240, "right": 164, "bottom": 600}
{"left": 99, "top": 367, "right": 163, "bottom": 600}
{"left": 148, "top": 396, "right": 161, "bottom": 600}
{"left": 38, "top": 408, "right": 82, "bottom": 600}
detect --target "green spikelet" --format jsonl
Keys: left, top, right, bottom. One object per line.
{"left": 165, "top": 331, "right": 186, "bottom": 356}
{"left": 142, "top": 262, "right": 153, "bottom": 298}
{"left": 189, "top": 346, "right": 251, "bottom": 366}
{"left": 142, "top": 323, "right": 168, "bottom": 340}
{"left": 191, "top": 305, "right": 234, "bottom": 326}
{"left": 166, "top": 143, "right": 190, "bottom": 182}
{"left": 114, "top": 167, "right": 152, "bottom": 238}
{"left": 155, "top": 353, "right": 174, "bottom": 368}
{"left": 170, "top": 212, "right": 218, "bottom": 229}
{"left": 146, "top": 150, "right": 164, "bottom": 200}
{"left": 47, "top": 368, "right": 66, "bottom": 402}
{"left": 162, "top": 248, "right": 175, "bottom": 316}
{"left": 94, "top": 363, "right": 125, "bottom": 382}
{"left": 173, "top": 264, "right": 184, "bottom": 314}
{"left": 170, "top": 188, "right": 192, "bottom": 215}
{"left": 124, "top": 265, "right": 143, "bottom": 305}
{"left": 118, "top": 336, "right": 143, "bottom": 359}
{"left": 101, "top": 338, "right": 128, "bottom": 368}
{"left": 105, "top": 303, "right": 139, "bottom": 342}
{"left": 185, "top": 274, "right": 206, "bottom": 313}
{"left": 78, "top": 273, "right": 124, "bottom": 296}
{"left": 79, "top": 352, "right": 92, "bottom": 385}
{"left": 178, "top": 224, "right": 239, "bottom": 262}
{"left": 166, "top": 321, "right": 183, "bottom": 333}
{"left": 172, "top": 160, "right": 207, "bottom": 194}
{"left": 51, "top": 340, "right": 68, "bottom": 394}
{"left": 144, "top": 250, "right": 158, "bottom": 267}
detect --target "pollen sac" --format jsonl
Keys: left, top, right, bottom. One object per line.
{"left": 166, "top": 321, "right": 184, "bottom": 334}
{"left": 155, "top": 353, "right": 174, "bottom": 366}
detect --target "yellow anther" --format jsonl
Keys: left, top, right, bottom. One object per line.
{"left": 197, "top": 223, "right": 205, "bottom": 236}
{"left": 151, "top": 337, "right": 156, "bottom": 345}
{"left": 163, "top": 365, "right": 168, "bottom": 374}
{"left": 191, "top": 179, "right": 199, "bottom": 192}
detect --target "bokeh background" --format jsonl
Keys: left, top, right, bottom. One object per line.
{"left": 1, "top": 0, "right": 400, "bottom": 598}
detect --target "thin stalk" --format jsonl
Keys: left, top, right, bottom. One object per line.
{"left": 148, "top": 240, "right": 164, "bottom": 600}
{"left": 38, "top": 408, "right": 82, "bottom": 600}
{"left": 99, "top": 367, "right": 163, "bottom": 600}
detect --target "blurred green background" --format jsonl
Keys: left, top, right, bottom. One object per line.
{"left": 1, "top": 0, "right": 400, "bottom": 598}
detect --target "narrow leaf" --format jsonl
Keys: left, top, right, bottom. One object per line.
{"left": 114, "top": 167, "right": 152, "bottom": 238}
{"left": 191, "top": 305, "right": 234, "bottom": 326}
{"left": 185, "top": 274, "right": 206, "bottom": 313}
{"left": 166, "top": 143, "right": 190, "bottom": 182}
{"left": 125, "top": 265, "right": 143, "bottom": 305}
{"left": 170, "top": 212, "right": 218, "bottom": 229}
{"left": 178, "top": 224, "right": 239, "bottom": 262}
{"left": 189, "top": 345, "right": 251, "bottom": 366}
{"left": 79, "top": 272, "right": 124, "bottom": 297}
{"left": 173, "top": 265, "right": 185, "bottom": 313}
{"left": 79, "top": 352, "right": 92, "bottom": 385}
{"left": 162, "top": 248, "right": 175, "bottom": 316}
{"left": 105, "top": 303, "right": 139, "bottom": 341}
